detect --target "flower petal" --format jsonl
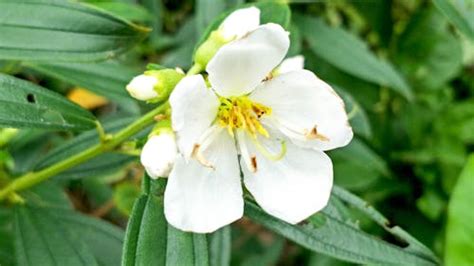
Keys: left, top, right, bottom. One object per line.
{"left": 250, "top": 70, "right": 353, "bottom": 151}
{"left": 219, "top": 7, "right": 260, "bottom": 40}
{"left": 207, "top": 23, "right": 290, "bottom": 97}
{"left": 170, "top": 75, "right": 219, "bottom": 158}
{"left": 164, "top": 129, "right": 243, "bottom": 233}
{"left": 240, "top": 133, "right": 333, "bottom": 224}
{"left": 126, "top": 74, "right": 159, "bottom": 101}
{"left": 277, "top": 55, "right": 304, "bottom": 74}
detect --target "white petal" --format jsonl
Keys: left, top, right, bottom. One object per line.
{"left": 170, "top": 75, "right": 220, "bottom": 158}
{"left": 207, "top": 23, "right": 290, "bottom": 97}
{"left": 240, "top": 133, "right": 333, "bottom": 224}
{"left": 219, "top": 7, "right": 260, "bottom": 40}
{"left": 164, "top": 129, "right": 243, "bottom": 233}
{"left": 250, "top": 70, "right": 353, "bottom": 151}
{"left": 140, "top": 133, "right": 177, "bottom": 179}
{"left": 277, "top": 55, "right": 305, "bottom": 74}
{"left": 126, "top": 74, "right": 159, "bottom": 101}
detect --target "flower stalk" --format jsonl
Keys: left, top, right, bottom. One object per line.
{"left": 0, "top": 101, "right": 170, "bottom": 202}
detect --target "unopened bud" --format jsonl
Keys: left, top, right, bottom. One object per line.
{"left": 194, "top": 7, "right": 260, "bottom": 69}
{"left": 140, "top": 126, "right": 177, "bottom": 179}
{"left": 126, "top": 69, "right": 184, "bottom": 103}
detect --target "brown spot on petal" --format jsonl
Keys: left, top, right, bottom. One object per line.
{"left": 263, "top": 72, "right": 273, "bottom": 82}
{"left": 251, "top": 156, "right": 258, "bottom": 173}
{"left": 305, "top": 126, "right": 330, "bottom": 142}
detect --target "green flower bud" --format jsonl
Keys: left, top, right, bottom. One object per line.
{"left": 194, "top": 31, "right": 228, "bottom": 70}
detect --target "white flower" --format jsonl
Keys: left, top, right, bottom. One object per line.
{"left": 141, "top": 132, "right": 178, "bottom": 179}
{"left": 126, "top": 74, "right": 159, "bottom": 101}
{"left": 164, "top": 23, "right": 353, "bottom": 233}
{"left": 218, "top": 7, "right": 260, "bottom": 40}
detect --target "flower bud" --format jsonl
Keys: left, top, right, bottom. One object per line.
{"left": 194, "top": 7, "right": 260, "bottom": 69}
{"left": 126, "top": 69, "right": 184, "bottom": 103}
{"left": 140, "top": 127, "right": 177, "bottom": 179}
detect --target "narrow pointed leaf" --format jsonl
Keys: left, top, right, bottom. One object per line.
{"left": 0, "top": 73, "right": 96, "bottom": 130}
{"left": 0, "top": 0, "right": 149, "bottom": 62}
{"left": 244, "top": 199, "right": 437, "bottom": 265}
{"left": 295, "top": 15, "right": 412, "bottom": 100}
{"left": 25, "top": 61, "right": 141, "bottom": 114}
{"left": 208, "top": 226, "right": 231, "bottom": 266}
{"left": 122, "top": 177, "right": 209, "bottom": 266}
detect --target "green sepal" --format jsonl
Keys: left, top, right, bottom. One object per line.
{"left": 145, "top": 69, "right": 185, "bottom": 103}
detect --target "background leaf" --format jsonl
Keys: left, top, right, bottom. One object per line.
{"left": 0, "top": 0, "right": 148, "bottom": 62}
{"left": 295, "top": 14, "right": 412, "bottom": 99}
{"left": 445, "top": 154, "right": 474, "bottom": 266}
{"left": 122, "top": 177, "right": 209, "bottom": 266}
{"left": 208, "top": 226, "right": 231, "bottom": 266}
{"left": 25, "top": 61, "right": 141, "bottom": 114}
{"left": 245, "top": 198, "right": 437, "bottom": 265}
{"left": 433, "top": 0, "right": 474, "bottom": 41}
{"left": 0, "top": 73, "right": 96, "bottom": 130}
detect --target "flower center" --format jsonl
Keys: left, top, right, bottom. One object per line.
{"left": 217, "top": 96, "right": 271, "bottom": 138}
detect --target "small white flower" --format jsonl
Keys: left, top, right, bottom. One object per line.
{"left": 164, "top": 23, "right": 353, "bottom": 233}
{"left": 126, "top": 74, "right": 159, "bottom": 101}
{"left": 218, "top": 7, "right": 260, "bottom": 40}
{"left": 141, "top": 132, "right": 178, "bottom": 179}
{"left": 277, "top": 55, "right": 305, "bottom": 74}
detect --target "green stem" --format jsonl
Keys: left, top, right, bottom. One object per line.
{"left": 0, "top": 102, "right": 169, "bottom": 201}
{"left": 187, "top": 63, "right": 202, "bottom": 76}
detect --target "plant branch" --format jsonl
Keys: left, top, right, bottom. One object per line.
{"left": 0, "top": 102, "right": 169, "bottom": 202}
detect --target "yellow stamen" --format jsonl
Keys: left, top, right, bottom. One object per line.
{"left": 217, "top": 96, "right": 271, "bottom": 138}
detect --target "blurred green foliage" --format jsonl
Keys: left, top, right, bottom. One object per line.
{"left": 1, "top": 0, "right": 473, "bottom": 265}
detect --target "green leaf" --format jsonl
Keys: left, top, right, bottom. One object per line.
{"left": 89, "top": 2, "right": 153, "bottom": 23}
{"left": 56, "top": 153, "right": 135, "bottom": 180}
{"left": 194, "top": 2, "right": 291, "bottom": 53}
{"left": 14, "top": 206, "right": 99, "bottom": 266}
{"left": 295, "top": 15, "right": 412, "bottom": 100}
{"left": 25, "top": 61, "right": 141, "bottom": 114}
{"left": 445, "top": 155, "right": 474, "bottom": 266}
{"left": 208, "top": 226, "right": 231, "bottom": 266}
{"left": 122, "top": 194, "right": 167, "bottom": 266}
{"left": 0, "top": 0, "right": 148, "bottom": 62}
{"left": 433, "top": 0, "right": 474, "bottom": 41}
{"left": 122, "top": 177, "right": 209, "bottom": 266}
{"left": 331, "top": 186, "right": 439, "bottom": 262}
{"left": 0, "top": 73, "right": 96, "bottom": 130}
{"left": 167, "top": 226, "right": 209, "bottom": 266}
{"left": 330, "top": 138, "right": 390, "bottom": 190}
{"left": 244, "top": 198, "right": 438, "bottom": 265}
{"left": 396, "top": 8, "right": 463, "bottom": 89}
{"left": 48, "top": 207, "right": 124, "bottom": 266}
{"left": 0, "top": 208, "right": 14, "bottom": 266}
